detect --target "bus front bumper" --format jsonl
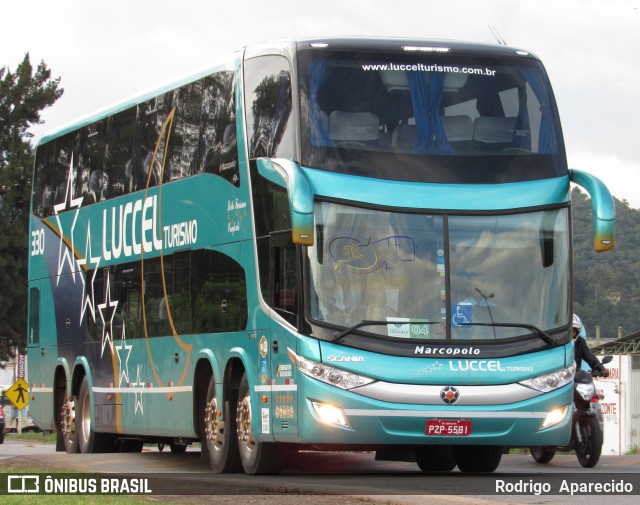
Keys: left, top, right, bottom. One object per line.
{"left": 292, "top": 378, "right": 573, "bottom": 447}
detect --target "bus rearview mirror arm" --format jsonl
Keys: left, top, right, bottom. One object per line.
{"left": 569, "top": 169, "right": 615, "bottom": 252}
{"left": 255, "top": 158, "right": 315, "bottom": 246}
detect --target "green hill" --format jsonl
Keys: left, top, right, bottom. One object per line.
{"left": 572, "top": 187, "right": 640, "bottom": 339}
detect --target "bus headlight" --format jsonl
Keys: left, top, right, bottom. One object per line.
{"left": 519, "top": 364, "right": 575, "bottom": 393}
{"left": 288, "top": 348, "right": 375, "bottom": 390}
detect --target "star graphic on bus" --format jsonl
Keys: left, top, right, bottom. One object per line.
{"left": 97, "top": 271, "right": 118, "bottom": 358}
{"left": 53, "top": 154, "right": 83, "bottom": 285}
{"left": 132, "top": 365, "right": 145, "bottom": 415}
{"left": 115, "top": 325, "right": 132, "bottom": 387}
{"left": 77, "top": 222, "right": 101, "bottom": 325}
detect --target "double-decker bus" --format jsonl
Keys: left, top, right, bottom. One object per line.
{"left": 27, "top": 38, "right": 615, "bottom": 474}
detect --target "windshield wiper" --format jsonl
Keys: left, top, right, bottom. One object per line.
{"left": 333, "top": 320, "right": 556, "bottom": 346}
{"left": 458, "top": 322, "right": 556, "bottom": 346}
{"left": 333, "top": 320, "right": 438, "bottom": 343}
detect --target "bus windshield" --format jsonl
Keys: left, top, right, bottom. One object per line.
{"left": 307, "top": 202, "right": 570, "bottom": 340}
{"left": 298, "top": 46, "right": 567, "bottom": 183}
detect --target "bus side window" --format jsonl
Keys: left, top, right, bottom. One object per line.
{"left": 33, "top": 142, "right": 56, "bottom": 217}
{"left": 191, "top": 250, "right": 248, "bottom": 334}
{"left": 28, "top": 288, "right": 40, "bottom": 346}
{"left": 114, "top": 264, "right": 142, "bottom": 339}
{"left": 170, "top": 80, "right": 204, "bottom": 182}
{"left": 105, "top": 107, "right": 137, "bottom": 195}
{"left": 255, "top": 232, "right": 299, "bottom": 327}
{"left": 134, "top": 94, "right": 171, "bottom": 191}
{"left": 271, "top": 232, "right": 298, "bottom": 325}
{"left": 201, "top": 71, "right": 239, "bottom": 186}
{"left": 85, "top": 120, "right": 108, "bottom": 201}
{"left": 243, "top": 55, "right": 294, "bottom": 160}
{"left": 51, "top": 132, "right": 79, "bottom": 209}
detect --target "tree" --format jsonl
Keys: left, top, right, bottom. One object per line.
{"left": 0, "top": 54, "right": 63, "bottom": 362}
{"left": 572, "top": 187, "right": 640, "bottom": 339}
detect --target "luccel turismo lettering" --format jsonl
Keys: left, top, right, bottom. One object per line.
{"left": 101, "top": 194, "right": 198, "bottom": 259}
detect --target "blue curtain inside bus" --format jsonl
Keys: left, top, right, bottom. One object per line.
{"left": 309, "top": 60, "right": 334, "bottom": 147}
{"left": 523, "top": 68, "right": 557, "bottom": 154}
{"left": 407, "top": 71, "right": 453, "bottom": 155}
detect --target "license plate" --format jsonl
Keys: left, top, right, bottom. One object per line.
{"left": 426, "top": 419, "right": 472, "bottom": 436}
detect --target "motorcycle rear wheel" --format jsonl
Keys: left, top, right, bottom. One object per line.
{"left": 574, "top": 415, "right": 602, "bottom": 468}
{"left": 529, "top": 446, "right": 556, "bottom": 464}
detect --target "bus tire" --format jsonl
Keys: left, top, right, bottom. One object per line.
{"left": 61, "top": 384, "right": 79, "bottom": 454}
{"left": 415, "top": 445, "right": 457, "bottom": 472}
{"left": 204, "top": 376, "right": 242, "bottom": 473}
{"left": 77, "top": 376, "right": 115, "bottom": 453}
{"left": 453, "top": 445, "right": 503, "bottom": 473}
{"left": 236, "top": 373, "right": 285, "bottom": 475}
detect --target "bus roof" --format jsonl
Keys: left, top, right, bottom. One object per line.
{"left": 37, "top": 51, "right": 241, "bottom": 147}
{"left": 37, "top": 37, "right": 539, "bottom": 147}
{"left": 251, "top": 36, "right": 539, "bottom": 59}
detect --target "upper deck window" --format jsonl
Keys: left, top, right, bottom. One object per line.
{"left": 298, "top": 47, "right": 567, "bottom": 183}
{"left": 244, "top": 55, "right": 295, "bottom": 159}
{"left": 32, "top": 71, "right": 239, "bottom": 218}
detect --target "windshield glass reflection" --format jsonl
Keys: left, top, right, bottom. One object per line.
{"left": 307, "top": 202, "right": 569, "bottom": 341}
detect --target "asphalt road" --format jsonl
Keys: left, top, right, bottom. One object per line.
{"left": 1, "top": 439, "right": 639, "bottom": 505}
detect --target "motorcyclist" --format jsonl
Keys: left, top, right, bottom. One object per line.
{"left": 572, "top": 314, "right": 609, "bottom": 376}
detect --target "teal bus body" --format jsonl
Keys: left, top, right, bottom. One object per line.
{"left": 26, "top": 38, "right": 614, "bottom": 473}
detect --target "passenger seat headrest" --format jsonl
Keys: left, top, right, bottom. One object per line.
{"left": 329, "top": 111, "right": 380, "bottom": 142}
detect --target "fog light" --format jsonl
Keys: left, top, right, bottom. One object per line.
{"left": 312, "top": 401, "right": 351, "bottom": 428}
{"left": 540, "top": 406, "right": 569, "bottom": 429}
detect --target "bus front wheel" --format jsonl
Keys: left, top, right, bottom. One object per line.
{"left": 453, "top": 445, "right": 503, "bottom": 473}
{"left": 236, "top": 373, "right": 284, "bottom": 474}
{"left": 415, "top": 445, "right": 457, "bottom": 472}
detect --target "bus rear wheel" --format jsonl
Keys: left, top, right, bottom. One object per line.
{"left": 236, "top": 373, "right": 284, "bottom": 474}
{"left": 204, "top": 376, "right": 242, "bottom": 473}
{"left": 453, "top": 445, "right": 503, "bottom": 473}
{"left": 61, "top": 385, "right": 79, "bottom": 454}
{"left": 77, "top": 376, "right": 114, "bottom": 453}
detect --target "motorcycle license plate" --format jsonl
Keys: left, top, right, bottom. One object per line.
{"left": 426, "top": 419, "right": 472, "bottom": 436}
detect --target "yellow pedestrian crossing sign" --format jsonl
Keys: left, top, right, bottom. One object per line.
{"left": 5, "top": 378, "right": 29, "bottom": 410}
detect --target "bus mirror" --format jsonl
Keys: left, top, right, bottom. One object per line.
{"left": 569, "top": 169, "right": 615, "bottom": 252}
{"left": 255, "top": 158, "right": 315, "bottom": 246}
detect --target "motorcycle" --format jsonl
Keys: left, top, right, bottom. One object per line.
{"left": 530, "top": 355, "right": 613, "bottom": 468}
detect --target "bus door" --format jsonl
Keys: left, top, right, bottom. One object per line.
{"left": 268, "top": 230, "right": 299, "bottom": 438}
{"left": 26, "top": 279, "right": 54, "bottom": 429}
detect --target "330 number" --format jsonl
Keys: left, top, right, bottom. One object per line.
{"left": 31, "top": 229, "right": 45, "bottom": 256}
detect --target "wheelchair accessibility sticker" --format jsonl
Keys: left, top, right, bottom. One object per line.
{"left": 451, "top": 304, "right": 472, "bottom": 328}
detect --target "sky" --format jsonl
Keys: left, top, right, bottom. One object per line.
{"left": 2, "top": 0, "right": 639, "bottom": 207}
